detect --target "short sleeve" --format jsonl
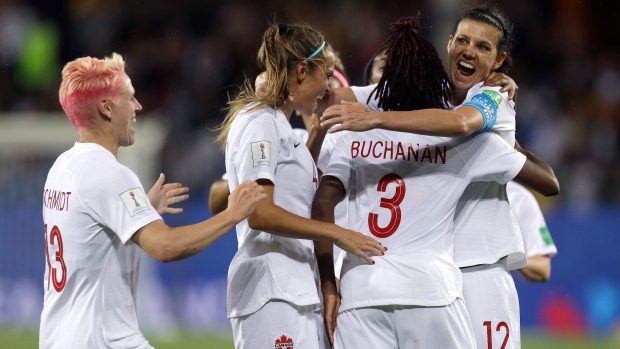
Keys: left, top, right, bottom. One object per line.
{"left": 457, "top": 133, "right": 526, "bottom": 184}
{"left": 350, "top": 84, "right": 382, "bottom": 111}
{"left": 79, "top": 163, "right": 162, "bottom": 245}
{"left": 322, "top": 133, "right": 352, "bottom": 191}
{"left": 507, "top": 182, "right": 557, "bottom": 257}
{"left": 233, "top": 115, "right": 281, "bottom": 184}
{"left": 318, "top": 132, "right": 344, "bottom": 173}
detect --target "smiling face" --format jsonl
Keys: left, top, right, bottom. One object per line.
{"left": 110, "top": 74, "right": 142, "bottom": 147}
{"left": 447, "top": 19, "right": 507, "bottom": 102}
{"left": 290, "top": 49, "right": 336, "bottom": 117}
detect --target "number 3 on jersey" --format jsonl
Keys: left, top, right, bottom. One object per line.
{"left": 44, "top": 224, "right": 67, "bottom": 292}
{"left": 368, "top": 173, "right": 406, "bottom": 238}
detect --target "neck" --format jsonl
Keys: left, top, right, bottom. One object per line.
{"left": 450, "top": 87, "right": 468, "bottom": 106}
{"left": 279, "top": 103, "right": 294, "bottom": 121}
{"left": 78, "top": 128, "right": 119, "bottom": 157}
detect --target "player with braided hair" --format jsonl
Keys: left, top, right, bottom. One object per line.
{"left": 312, "top": 11, "right": 558, "bottom": 348}
{"left": 318, "top": 5, "right": 554, "bottom": 348}
{"left": 215, "top": 22, "right": 384, "bottom": 349}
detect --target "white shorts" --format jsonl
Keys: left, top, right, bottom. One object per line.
{"left": 461, "top": 262, "right": 521, "bottom": 349}
{"left": 334, "top": 299, "right": 476, "bottom": 349}
{"left": 230, "top": 300, "right": 321, "bottom": 349}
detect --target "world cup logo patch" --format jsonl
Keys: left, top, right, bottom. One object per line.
{"left": 274, "top": 335, "right": 294, "bottom": 349}
{"left": 251, "top": 141, "right": 271, "bottom": 167}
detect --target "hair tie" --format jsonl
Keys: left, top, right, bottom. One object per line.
{"left": 332, "top": 69, "right": 349, "bottom": 87}
{"left": 278, "top": 23, "right": 288, "bottom": 35}
{"left": 304, "top": 41, "right": 325, "bottom": 61}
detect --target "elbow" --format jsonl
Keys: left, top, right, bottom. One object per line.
{"left": 247, "top": 211, "right": 269, "bottom": 231}
{"left": 453, "top": 114, "right": 474, "bottom": 137}
{"left": 540, "top": 179, "right": 560, "bottom": 197}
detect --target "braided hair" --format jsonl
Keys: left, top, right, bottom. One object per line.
{"left": 452, "top": 5, "right": 514, "bottom": 74}
{"left": 370, "top": 14, "right": 451, "bottom": 111}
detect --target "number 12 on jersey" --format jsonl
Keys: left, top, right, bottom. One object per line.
{"left": 368, "top": 173, "right": 406, "bottom": 238}
{"left": 44, "top": 224, "right": 67, "bottom": 292}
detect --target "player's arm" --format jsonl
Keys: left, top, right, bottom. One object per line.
{"left": 147, "top": 173, "right": 189, "bottom": 215}
{"left": 321, "top": 101, "right": 486, "bottom": 136}
{"left": 247, "top": 179, "right": 384, "bottom": 264}
{"left": 208, "top": 178, "right": 230, "bottom": 214}
{"left": 312, "top": 175, "right": 348, "bottom": 345}
{"left": 132, "top": 180, "right": 266, "bottom": 262}
{"left": 518, "top": 255, "right": 552, "bottom": 282}
{"left": 513, "top": 141, "right": 560, "bottom": 197}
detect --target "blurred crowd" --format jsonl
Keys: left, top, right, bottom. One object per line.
{"left": 1, "top": 0, "right": 619, "bottom": 208}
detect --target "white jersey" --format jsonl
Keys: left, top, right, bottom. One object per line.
{"left": 507, "top": 182, "right": 557, "bottom": 257}
{"left": 323, "top": 129, "right": 526, "bottom": 312}
{"left": 40, "top": 142, "right": 161, "bottom": 349}
{"left": 352, "top": 84, "right": 524, "bottom": 269}
{"left": 225, "top": 105, "right": 320, "bottom": 318}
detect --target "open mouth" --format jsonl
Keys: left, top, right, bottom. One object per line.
{"left": 457, "top": 61, "right": 476, "bottom": 77}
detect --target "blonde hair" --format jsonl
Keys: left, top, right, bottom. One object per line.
{"left": 58, "top": 53, "right": 127, "bottom": 130}
{"left": 214, "top": 22, "right": 329, "bottom": 148}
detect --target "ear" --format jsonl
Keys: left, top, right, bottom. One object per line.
{"left": 447, "top": 35, "right": 455, "bottom": 54}
{"left": 295, "top": 61, "right": 309, "bottom": 83}
{"left": 492, "top": 51, "right": 507, "bottom": 71}
{"left": 98, "top": 99, "right": 113, "bottom": 120}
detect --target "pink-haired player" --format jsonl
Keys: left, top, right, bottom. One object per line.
{"left": 40, "top": 53, "right": 266, "bottom": 349}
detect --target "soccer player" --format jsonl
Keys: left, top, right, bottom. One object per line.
{"left": 508, "top": 181, "right": 557, "bottom": 282}
{"left": 214, "top": 23, "right": 384, "bottom": 348}
{"left": 40, "top": 53, "right": 267, "bottom": 349}
{"left": 312, "top": 16, "right": 558, "bottom": 349}
{"left": 319, "top": 6, "right": 540, "bottom": 348}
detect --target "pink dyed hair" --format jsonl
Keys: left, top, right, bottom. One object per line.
{"left": 58, "top": 53, "right": 127, "bottom": 130}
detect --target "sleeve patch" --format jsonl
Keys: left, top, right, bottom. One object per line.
{"left": 251, "top": 141, "right": 271, "bottom": 167}
{"left": 482, "top": 89, "right": 503, "bottom": 108}
{"left": 120, "top": 188, "right": 150, "bottom": 217}
{"left": 463, "top": 93, "right": 498, "bottom": 134}
{"left": 539, "top": 227, "right": 554, "bottom": 245}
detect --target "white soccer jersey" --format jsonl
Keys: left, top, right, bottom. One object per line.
{"left": 225, "top": 105, "right": 320, "bottom": 318}
{"left": 507, "top": 181, "right": 557, "bottom": 257}
{"left": 352, "top": 84, "right": 525, "bottom": 270}
{"left": 323, "top": 129, "right": 526, "bottom": 312}
{"left": 40, "top": 142, "right": 162, "bottom": 349}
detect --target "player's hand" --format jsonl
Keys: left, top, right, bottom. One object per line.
{"left": 226, "top": 180, "right": 267, "bottom": 222}
{"left": 320, "top": 100, "right": 376, "bottom": 133}
{"left": 147, "top": 173, "right": 189, "bottom": 215}
{"left": 321, "top": 279, "right": 341, "bottom": 346}
{"left": 334, "top": 229, "right": 385, "bottom": 265}
{"left": 484, "top": 72, "right": 518, "bottom": 101}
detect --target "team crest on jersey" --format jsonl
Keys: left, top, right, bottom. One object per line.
{"left": 120, "top": 188, "right": 149, "bottom": 216}
{"left": 482, "top": 89, "right": 503, "bottom": 108}
{"left": 251, "top": 141, "right": 271, "bottom": 167}
{"left": 274, "top": 335, "right": 294, "bottom": 349}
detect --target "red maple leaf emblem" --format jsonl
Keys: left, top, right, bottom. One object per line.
{"left": 274, "top": 335, "right": 294, "bottom": 349}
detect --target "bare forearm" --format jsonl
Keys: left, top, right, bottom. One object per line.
{"left": 518, "top": 255, "right": 551, "bottom": 282}
{"left": 372, "top": 109, "right": 477, "bottom": 136}
{"left": 208, "top": 179, "right": 230, "bottom": 214}
{"left": 135, "top": 210, "right": 239, "bottom": 262}
{"left": 248, "top": 202, "right": 340, "bottom": 242}
{"left": 514, "top": 147, "right": 560, "bottom": 196}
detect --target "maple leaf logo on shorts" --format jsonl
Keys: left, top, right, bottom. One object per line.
{"left": 274, "top": 335, "right": 294, "bottom": 349}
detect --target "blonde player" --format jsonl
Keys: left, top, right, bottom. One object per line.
{"left": 214, "top": 23, "right": 384, "bottom": 349}
{"left": 40, "top": 53, "right": 267, "bottom": 349}
{"left": 508, "top": 181, "right": 557, "bottom": 282}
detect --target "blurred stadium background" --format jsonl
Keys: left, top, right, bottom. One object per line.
{"left": 1, "top": 0, "right": 619, "bottom": 347}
